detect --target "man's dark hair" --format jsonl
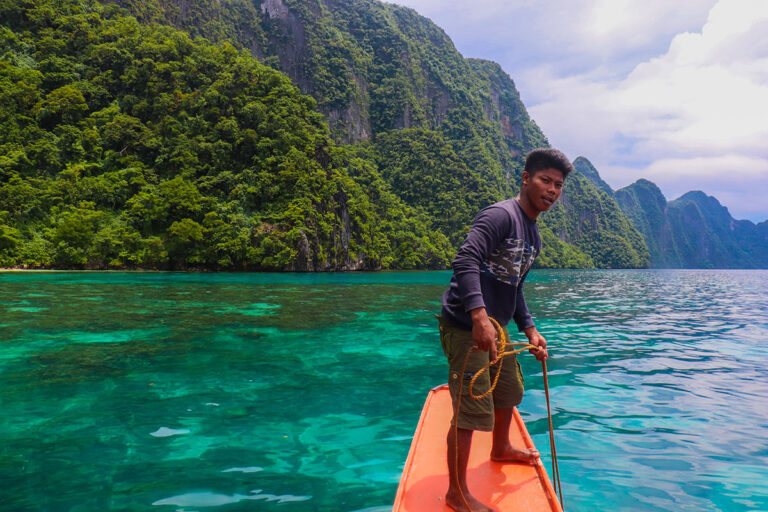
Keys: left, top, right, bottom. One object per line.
{"left": 524, "top": 148, "right": 574, "bottom": 178}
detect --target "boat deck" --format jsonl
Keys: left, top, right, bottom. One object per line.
{"left": 393, "top": 384, "right": 562, "bottom": 511}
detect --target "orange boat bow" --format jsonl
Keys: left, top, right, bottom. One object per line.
{"left": 393, "top": 384, "right": 563, "bottom": 512}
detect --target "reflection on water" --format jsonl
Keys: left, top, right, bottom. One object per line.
{"left": 1, "top": 270, "right": 767, "bottom": 511}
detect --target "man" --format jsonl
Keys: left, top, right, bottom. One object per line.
{"left": 438, "top": 148, "right": 572, "bottom": 512}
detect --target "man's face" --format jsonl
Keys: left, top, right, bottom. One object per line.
{"left": 522, "top": 168, "right": 565, "bottom": 213}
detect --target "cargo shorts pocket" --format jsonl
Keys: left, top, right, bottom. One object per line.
{"left": 438, "top": 318, "right": 495, "bottom": 431}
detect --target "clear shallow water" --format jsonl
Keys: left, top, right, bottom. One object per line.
{"left": 1, "top": 270, "right": 767, "bottom": 512}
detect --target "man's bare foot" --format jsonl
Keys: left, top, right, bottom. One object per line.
{"left": 490, "top": 445, "right": 540, "bottom": 464}
{"left": 446, "top": 488, "right": 495, "bottom": 512}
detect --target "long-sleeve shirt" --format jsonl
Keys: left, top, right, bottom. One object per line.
{"left": 441, "top": 198, "right": 541, "bottom": 331}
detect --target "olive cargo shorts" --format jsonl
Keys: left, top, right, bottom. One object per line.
{"left": 438, "top": 316, "right": 524, "bottom": 431}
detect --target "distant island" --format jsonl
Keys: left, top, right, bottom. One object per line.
{"left": 575, "top": 158, "right": 768, "bottom": 268}
{"left": 1, "top": 0, "right": 765, "bottom": 270}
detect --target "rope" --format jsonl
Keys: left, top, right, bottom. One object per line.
{"left": 542, "top": 359, "right": 564, "bottom": 510}
{"left": 451, "top": 317, "right": 564, "bottom": 511}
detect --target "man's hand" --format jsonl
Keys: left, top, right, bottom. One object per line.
{"left": 524, "top": 326, "right": 548, "bottom": 361}
{"left": 470, "top": 307, "right": 498, "bottom": 361}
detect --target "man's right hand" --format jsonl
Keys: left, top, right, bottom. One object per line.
{"left": 470, "top": 307, "right": 498, "bottom": 361}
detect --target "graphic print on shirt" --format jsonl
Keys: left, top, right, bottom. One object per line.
{"left": 480, "top": 237, "right": 538, "bottom": 286}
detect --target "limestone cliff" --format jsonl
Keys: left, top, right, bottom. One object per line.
{"left": 616, "top": 182, "right": 768, "bottom": 268}
{"left": 103, "top": 0, "right": 656, "bottom": 269}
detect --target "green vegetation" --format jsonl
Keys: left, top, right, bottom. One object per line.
{"left": 0, "top": 0, "right": 451, "bottom": 269}
{"left": 367, "top": 128, "right": 501, "bottom": 246}
{"left": 535, "top": 227, "right": 594, "bottom": 269}
{"left": 0, "top": 0, "right": 655, "bottom": 270}
{"left": 542, "top": 170, "right": 649, "bottom": 268}
{"left": 116, "top": 0, "right": 538, "bottom": 236}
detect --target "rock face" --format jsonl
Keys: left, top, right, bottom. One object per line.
{"left": 120, "top": 0, "right": 546, "bottom": 154}
{"left": 260, "top": 0, "right": 308, "bottom": 82}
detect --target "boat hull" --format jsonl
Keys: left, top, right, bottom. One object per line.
{"left": 393, "top": 384, "right": 562, "bottom": 511}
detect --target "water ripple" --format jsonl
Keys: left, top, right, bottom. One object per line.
{"left": 1, "top": 270, "right": 767, "bottom": 511}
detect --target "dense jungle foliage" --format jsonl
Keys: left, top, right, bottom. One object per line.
{"left": 0, "top": 0, "right": 453, "bottom": 269}
{"left": 0, "top": 0, "right": 652, "bottom": 269}
{"left": 109, "top": 0, "right": 650, "bottom": 269}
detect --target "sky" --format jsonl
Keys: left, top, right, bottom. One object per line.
{"left": 382, "top": 0, "right": 768, "bottom": 223}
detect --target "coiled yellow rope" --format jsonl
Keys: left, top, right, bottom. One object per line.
{"left": 466, "top": 317, "right": 537, "bottom": 399}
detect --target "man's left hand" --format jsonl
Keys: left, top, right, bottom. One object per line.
{"left": 523, "top": 326, "right": 548, "bottom": 361}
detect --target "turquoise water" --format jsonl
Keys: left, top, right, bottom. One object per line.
{"left": 1, "top": 270, "right": 767, "bottom": 511}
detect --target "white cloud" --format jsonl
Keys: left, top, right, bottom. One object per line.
{"left": 384, "top": 0, "right": 716, "bottom": 81}
{"left": 643, "top": 155, "right": 768, "bottom": 180}
{"left": 527, "top": 0, "right": 768, "bottom": 220}
{"left": 622, "top": 156, "right": 768, "bottom": 220}
{"left": 579, "top": 0, "right": 716, "bottom": 52}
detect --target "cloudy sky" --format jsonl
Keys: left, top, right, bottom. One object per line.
{"left": 383, "top": 0, "right": 768, "bottom": 222}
